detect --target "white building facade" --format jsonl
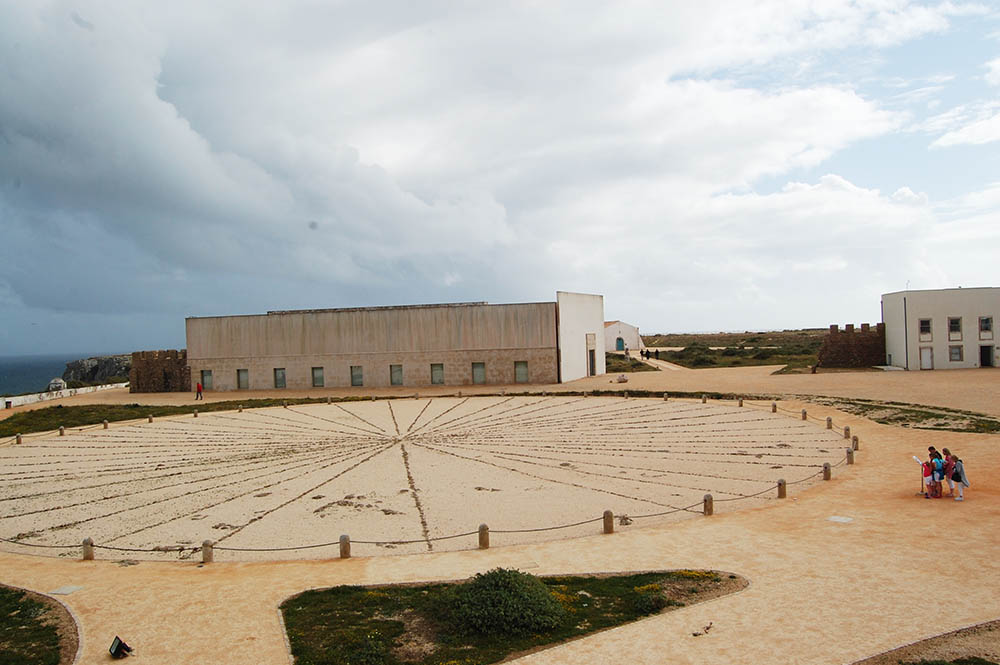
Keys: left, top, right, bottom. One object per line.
{"left": 604, "top": 320, "right": 644, "bottom": 353}
{"left": 882, "top": 288, "right": 999, "bottom": 370}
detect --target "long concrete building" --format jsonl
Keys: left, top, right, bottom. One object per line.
{"left": 185, "top": 291, "right": 606, "bottom": 391}
{"left": 882, "top": 287, "right": 998, "bottom": 370}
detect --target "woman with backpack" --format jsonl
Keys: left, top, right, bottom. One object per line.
{"left": 949, "top": 453, "right": 970, "bottom": 501}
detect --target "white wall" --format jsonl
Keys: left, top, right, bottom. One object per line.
{"left": 556, "top": 291, "right": 606, "bottom": 382}
{"left": 2, "top": 382, "right": 129, "bottom": 409}
{"left": 882, "top": 288, "right": 1000, "bottom": 370}
{"left": 604, "top": 321, "right": 643, "bottom": 352}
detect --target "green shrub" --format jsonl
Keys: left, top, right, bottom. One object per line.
{"left": 721, "top": 348, "right": 739, "bottom": 356}
{"left": 628, "top": 590, "right": 668, "bottom": 615}
{"left": 444, "top": 568, "right": 567, "bottom": 636}
{"left": 691, "top": 355, "right": 716, "bottom": 366}
{"left": 752, "top": 350, "right": 773, "bottom": 360}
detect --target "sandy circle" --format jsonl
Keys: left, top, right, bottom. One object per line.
{"left": 0, "top": 396, "right": 850, "bottom": 561}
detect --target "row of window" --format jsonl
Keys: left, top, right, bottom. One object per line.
{"left": 199, "top": 362, "right": 530, "bottom": 390}
{"left": 918, "top": 316, "right": 992, "bottom": 336}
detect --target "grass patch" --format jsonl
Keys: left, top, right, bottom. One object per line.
{"left": 654, "top": 342, "right": 818, "bottom": 372}
{"left": 605, "top": 353, "right": 659, "bottom": 373}
{"left": 805, "top": 396, "right": 1000, "bottom": 433}
{"left": 281, "top": 568, "right": 744, "bottom": 665}
{"left": 0, "top": 585, "right": 72, "bottom": 665}
{"left": 0, "top": 396, "right": 379, "bottom": 437}
{"left": 643, "top": 328, "right": 827, "bottom": 350}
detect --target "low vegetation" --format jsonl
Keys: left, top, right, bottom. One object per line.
{"left": 805, "top": 396, "right": 1000, "bottom": 434}
{"left": 604, "top": 352, "right": 659, "bottom": 373}
{"left": 653, "top": 341, "right": 820, "bottom": 373}
{"left": 280, "top": 568, "right": 744, "bottom": 665}
{"left": 0, "top": 585, "right": 76, "bottom": 665}
{"left": 642, "top": 328, "right": 827, "bottom": 349}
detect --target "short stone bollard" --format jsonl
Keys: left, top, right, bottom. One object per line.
{"left": 663, "top": 392, "right": 668, "bottom": 401}
{"left": 542, "top": 391, "right": 547, "bottom": 397}
{"left": 415, "top": 392, "right": 421, "bottom": 399}
{"left": 15, "top": 433, "right": 21, "bottom": 445}
{"left": 701, "top": 395, "right": 707, "bottom": 404}
{"left": 703, "top": 494, "right": 714, "bottom": 516}
{"left": 147, "top": 415, "right": 153, "bottom": 423}
{"left": 82, "top": 537, "right": 94, "bottom": 561}
{"left": 826, "top": 417, "right": 832, "bottom": 430}
{"left": 846, "top": 448, "right": 855, "bottom": 465}
{"left": 238, "top": 405, "right": 243, "bottom": 413}
{"left": 327, "top": 396, "right": 332, "bottom": 404}
{"left": 283, "top": 401, "right": 288, "bottom": 408}
{"left": 59, "top": 426, "right": 65, "bottom": 436}
{"left": 193, "top": 409, "right": 198, "bottom": 418}
{"left": 339, "top": 535, "right": 351, "bottom": 559}
{"left": 103, "top": 420, "right": 109, "bottom": 429}
{"left": 603, "top": 510, "right": 614, "bottom": 534}
{"left": 843, "top": 425, "right": 851, "bottom": 440}
{"left": 370, "top": 395, "right": 376, "bottom": 401}
{"left": 202, "top": 540, "right": 214, "bottom": 564}
{"left": 777, "top": 479, "right": 786, "bottom": 499}
{"left": 623, "top": 391, "right": 628, "bottom": 399}
{"left": 738, "top": 398, "right": 743, "bottom": 407}
{"left": 457, "top": 390, "right": 462, "bottom": 397}
{"left": 852, "top": 435, "right": 859, "bottom": 451}
{"left": 801, "top": 409, "right": 807, "bottom": 421}
{"left": 823, "top": 463, "right": 832, "bottom": 481}
{"left": 478, "top": 524, "right": 490, "bottom": 549}
{"left": 771, "top": 401, "right": 777, "bottom": 413}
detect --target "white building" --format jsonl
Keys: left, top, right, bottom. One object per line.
{"left": 604, "top": 320, "right": 644, "bottom": 353}
{"left": 47, "top": 377, "right": 67, "bottom": 391}
{"left": 882, "top": 288, "right": 999, "bottom": 370}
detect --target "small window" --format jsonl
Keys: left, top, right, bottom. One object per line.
{"left": 949, "top": 317, "right": 962, "bottom": 333}
{"left": 350, "top": 365, "right": 363, "bottom": 387}
{"left": 274, "top": 368, "right": 286, "bottom": 389}
{"left": 514, "top": 361, "right": 528, "bottom": 383}
{"left": 237, "top": 369, "right": 249, "bottom": 390}
{"left": 949, "top": 346, "right": 963, "bottom": 362}
{"left": 311, "top": 367, "right": 324, "bottom": 388}
{"left": 919, "top": 319, "right": 932, "bottom": 335}
{"left": 472, "top": 362, "right": 486, "bottom": 385}
{"left": 430, "top": 363, "right": 444, "bottom": 385}
{"left": 390, "top": 364, "right": 403, "bottom": 386}
{"left": 200, "top": 370, "right": 213, "bottom": 391}
{"left": 981, "top": 317, "right": 993, "bottom": 332}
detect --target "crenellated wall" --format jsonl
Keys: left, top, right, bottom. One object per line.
{"left": 817, "top": 323, "right": 886, "bottom": 368}
{"left": 130, "top": 350, "right": 190, "bottom": 393}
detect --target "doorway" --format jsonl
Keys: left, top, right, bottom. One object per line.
{"left": 981, "top": 345, "right": 995, "bottom": 367}
{"left": 919, "top": 347, "right": 933, "bottom": 370}
{"left": 588, "top": 349, "right": 596, "bottom": 376}
{"left": 616, "top": 337, "right": 625, "bottom": 351}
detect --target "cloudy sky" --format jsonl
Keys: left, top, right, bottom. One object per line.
{"left": 2, "top": 1, "right": 999, "bottom": 355}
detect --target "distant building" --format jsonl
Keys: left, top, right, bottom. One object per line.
{"left": 47, "top": 377, "right": 67, "bottom": 392}
{"left": 182, "top": 291, "right": 606, "bottom": 391}
{"left": 604, "top": 320, "right": 644, "bottom": 353}
{"left": 882, "top": 287, "right": 999, "bottom": 370}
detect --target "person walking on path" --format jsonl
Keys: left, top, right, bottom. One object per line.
{"left": 949, "top": 453, "right": 970, "bottom": 501}
{"left": 195, "top": 382, "right": 203, "bottom": 400}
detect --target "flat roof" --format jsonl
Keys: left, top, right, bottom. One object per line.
{"left": 187, "top": 300, "right": 555, "bottom": 320}
{"left": 882, "top": 286, "right": 999, "bottom": 297}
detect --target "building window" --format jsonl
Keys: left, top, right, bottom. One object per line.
{"left": 274, "top": 368, "right": 286, "bottom": 389}
{"left": 949, "top": 346, "right": 963, "bottom": 362}
{"left": 430, "top": 363, "right": 444, "bottom": 385}
{"left": 919, "top": 319, "right": 932, "bottom": 335}
{"left": 472, "top": 362, "right": 486, "bottom": 385}
{"left": 200, "top": 370, "right": 213, "bottom": 391}
{"left": 949, "top": 317, "right": 962, "bottom": 334}
{"left": 981, "top": 317, "right": 993, "bottom": 333}
{"left": 311, "top": 367, "right": 324, "bottom": 388}
{"left": 350, "top": 365, "right": 363, "bottom": 387}
{"left": 237, "top": 369, "right": 249, "bottom": 390}
{"left": 514, "top": 361, "right": 528, "bottom": 383}
{"left": 390, "top": 364, "right": 403, "bottom": 386}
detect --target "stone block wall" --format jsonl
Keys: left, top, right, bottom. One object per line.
{"left": 817, "top": 323, "right": 886, "bottom": 368}
{"left": 130, "top": 350, "right": 191, "bottom": 393}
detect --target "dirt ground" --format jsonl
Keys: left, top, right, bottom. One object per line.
{"left": 852, "top": 619, "right": 1000, "bottom": 664}
{"left": 0, "top": 365, "right": 998, "bottom": 664}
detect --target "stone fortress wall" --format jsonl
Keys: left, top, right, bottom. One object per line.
{"left": 816, "top": 323, "right": 886, "bottom": 368}
{"left": 130, "top": 350, "right": 190, "bottom": 393}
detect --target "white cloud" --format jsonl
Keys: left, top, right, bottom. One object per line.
{"left": 985, "top": 57, "right": 1000, "bottom": 85}
{"left": 932, "top": 112, "right": 1000, "bottom": 146}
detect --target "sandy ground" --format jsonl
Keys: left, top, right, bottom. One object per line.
{"left": 0, "top": 396, "right": 848, "bottom": 561}
{"left": 0, "top": 366, "right": 997, "bottom": 664}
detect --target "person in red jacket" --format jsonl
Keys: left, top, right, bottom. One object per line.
{"left": 195, "top": 382, "right": 203, "bottom": 400}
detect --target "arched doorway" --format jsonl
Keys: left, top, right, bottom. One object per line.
{"left": 616, "top": 337, "right": 625, "bottom": 351}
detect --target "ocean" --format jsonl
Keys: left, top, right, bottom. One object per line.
{"left": 0, "top": 354, "right": 90, "bottom": 396}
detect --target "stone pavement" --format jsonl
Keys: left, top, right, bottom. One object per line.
{"left": 2, "top": 398, "right": 998, "bottom": 664}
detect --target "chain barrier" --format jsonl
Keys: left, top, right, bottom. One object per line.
{"left": 2, "top": 394, "right": 855, "bottom": 557}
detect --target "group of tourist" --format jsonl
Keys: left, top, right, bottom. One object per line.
{"left": 639, "top": 349, "right": 660, "bottom": 360}
{"left": 921, "top": 446, "right": 969, "bottom": 500}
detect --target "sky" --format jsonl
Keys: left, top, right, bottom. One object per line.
{"left": 2, "top": 1, "right": 999, "bottom": 355}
